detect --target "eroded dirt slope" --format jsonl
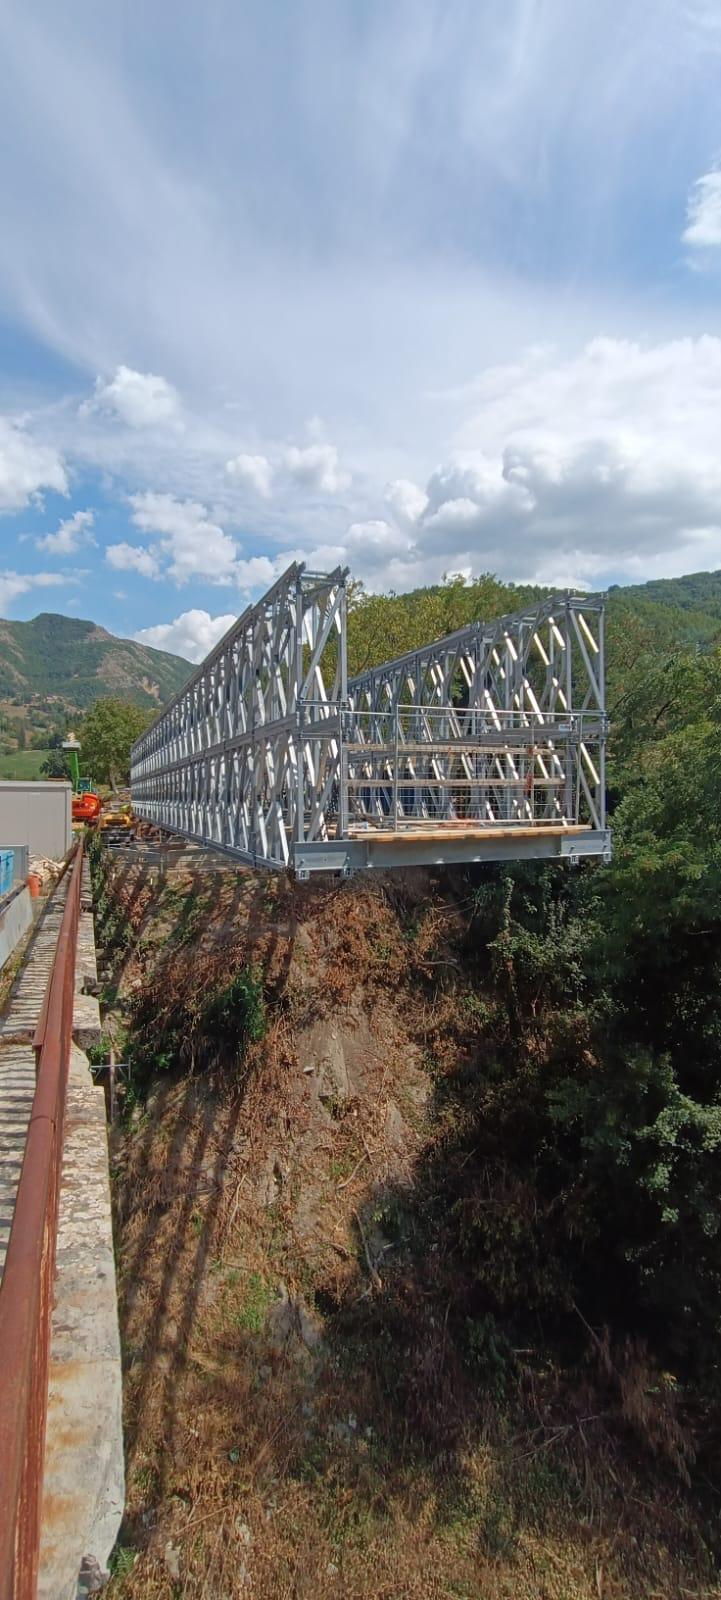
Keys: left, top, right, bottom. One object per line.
{"left": 95, "top": 855, "right": 719, "bottom": 1600}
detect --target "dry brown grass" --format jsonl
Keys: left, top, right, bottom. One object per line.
{"left": 99, "top": 859, "right": 721, "bottom": 1600}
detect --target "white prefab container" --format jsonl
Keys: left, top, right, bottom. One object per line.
{"left": 0, "top": 781, "right": 73, "bottom": 861}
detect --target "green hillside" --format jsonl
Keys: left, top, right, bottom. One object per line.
{"left": 612, "top": 568, "right": 721, "bottom": 620}
{"left": 0, "top": 748, "right": 51, "bottom": 780}
{"left": 0, "top": 611, "right": 192, "bottom": 758}
{"left": 0, "top": 612, "right": 191, "bottom": 709}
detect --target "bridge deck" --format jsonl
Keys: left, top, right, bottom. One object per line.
{"left": 347, "top": 823, "right": 587, "bottom": 843}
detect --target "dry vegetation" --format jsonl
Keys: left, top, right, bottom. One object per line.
{"left": 93, "top": 850, "right": 720, "bottom": 1600}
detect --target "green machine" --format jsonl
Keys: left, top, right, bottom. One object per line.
{"left": 61, "top": 734, "right": 92, "bottom": 794}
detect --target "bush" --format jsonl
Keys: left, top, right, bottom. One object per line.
{"left": 199, "top": 966, "right": 267, "bottom": 1060}
{"left": 451, "top": 852, "right": 721, "bottom": 1382}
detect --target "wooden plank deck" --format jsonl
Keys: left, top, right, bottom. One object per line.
{"left": 347, "top": 823, "right": 586, "bottom": 844}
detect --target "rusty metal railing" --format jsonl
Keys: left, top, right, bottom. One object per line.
{"left": 0, "top": 841, "right": 84, "bottom": 1600}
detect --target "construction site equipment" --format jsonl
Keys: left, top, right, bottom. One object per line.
{"left": 61, "top": 735, "right": 81, "bottom": 792}
{"left": 99, "top": 805, "right": 133, "bottom": 828}
{"left": 99, "top": 806, "right": 135, "bottom": 847}
{"left": 130, "top": 564, "right": 610, "bottom": 876}
{"left": 63, "top": 732, "right": 101, "bottom": 826}
{"left": 72, "top": 791, "right": 101, "bottom": 825}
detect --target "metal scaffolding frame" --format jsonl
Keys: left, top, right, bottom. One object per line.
{"left": 131, "top": 563, "right": 611, "bottom": 875}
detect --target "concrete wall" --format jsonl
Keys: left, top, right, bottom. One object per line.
{"left": 0, "top": 885, "right": 33, "bottom": 971}
{"left": 0, "top": 782, "right": 72, "bottom": 860}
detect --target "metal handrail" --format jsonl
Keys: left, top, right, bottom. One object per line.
{"left": 0, "top": 841, "right": 84, "bottom": 1600}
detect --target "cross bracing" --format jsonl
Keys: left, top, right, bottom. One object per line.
{"left": 131, "top": 564, "right": 611, "bottom": 875}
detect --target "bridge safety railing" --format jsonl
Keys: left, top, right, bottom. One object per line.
{"left": 0, "top": 841, "right": 84, "bottom": 1600}
{"left": 334, "top": 705, "right": 606, "bottom": 833}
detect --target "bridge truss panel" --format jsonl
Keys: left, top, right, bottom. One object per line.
{"left": 131, "top": 564, "right": 348, "bottom": 872}
{"left": 131, "top": 569, "right": 610, "bottom": 874}
{"left": 345, "top": 594, "right": 608, "bottom": 841}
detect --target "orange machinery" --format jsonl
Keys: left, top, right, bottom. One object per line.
{"left": 72, "top": 790, "right": 102, "bottom": 824}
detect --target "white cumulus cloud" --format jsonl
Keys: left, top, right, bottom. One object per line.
{"left": 0, "top": 419, "right": 67, "bottom": 512}
{"left": 104, "top": 493, "right": 290, "bottom": 594}
{"left": 683, "top": 163, "right": 721, "bottom": 250}
{"left": 106, "top": 542, "right": 161, "bottom": 579}
{"left": 135, "top": 608, "right": 237, "bottom": 662}
{"left": 36, "top": 508, "right": 95, "bottom": 556}
{"left": 232, "top": 554, "right": 284, "bottom": 590}
{"left": 128, "top": 492, "right": 238, "bottom": 584}
{"left": 354, "top": 335, "right": 721, "bottom": 589}
{"left": 285, "top": 442, "right": 350, "bottom": 495}
{"left": 385, "top": 479, "right": 428, "bottom": 528}
{"left": 226, "top": 452, "right": 273, "bottom": 497}
{"left": 0, "top": 570, "right": 66, "bottom": 614}
{"left": 88, "top": 365, "right": 180, "bottom": 428}
{"left": 345, "top": 520, "right": 412, "bottom": 560}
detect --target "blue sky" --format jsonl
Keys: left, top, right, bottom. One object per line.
{"left": 1, "top": 0, "right": 721, "bottom": 661}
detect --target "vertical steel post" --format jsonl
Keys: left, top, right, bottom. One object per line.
{"left": 598, "top": 604, "right": 606, "bottom": 830}
{"left": 295, "top": 573, "right": 305, "bottom": 845}
{"left": 565, "top": 599, "right": 575, "bottom": 820}
{"left": 338, "top": 578, "right": 349, "bottom": 840}
{"left": 338, "top": 713, "right": 348, "bottom": 839}
{"left": 393, "top": 706, "right": 399, "bottom": 830}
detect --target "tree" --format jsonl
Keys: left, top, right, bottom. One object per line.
{"left": 40, "top": 749, "right": 71, "bottom": 780}
{"left": 79, "top": 698, "right": 153, "bottom": 790}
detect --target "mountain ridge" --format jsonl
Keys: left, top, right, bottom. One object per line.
{"left": 0, "top": 611, "right": 193, "bottom": 757}
{"left": 0, "top": 611, "right": 192, "bottom": 711}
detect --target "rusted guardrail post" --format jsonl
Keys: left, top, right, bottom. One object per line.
{"left": 0, "top": 842, "right": 84, "bottom": 1600}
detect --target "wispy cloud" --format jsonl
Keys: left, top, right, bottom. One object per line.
{"left": 683, "top": 162, "right": 721, "bottom": 251}
{"left": 0, "top": 569, "right": 65, "bottom": 614}
{"left": 36, "top": 508, "right": 95, "bottom": 555}
{"left": 2, "top": 3, "right": 721, "bottom": 626}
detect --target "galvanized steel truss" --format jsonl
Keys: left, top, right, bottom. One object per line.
{"left": 131, "top": 564, "right": 610, "bottom": 874}
{"left": 131, "top": 564, "right": 347, "bottom": 870}
{"left": 345, "top": 594, "right": 607, "bottom": 838}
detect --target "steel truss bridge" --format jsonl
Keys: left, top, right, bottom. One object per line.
{"left": 131, "top": 563, "right": 611, "bottom": 876}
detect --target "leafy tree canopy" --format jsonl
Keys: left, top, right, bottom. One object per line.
{"left": 79, "top": 698, "right": 153, "bottom": 790}
{"left": 40, "top": 749, "right": 71, "bottom": 780}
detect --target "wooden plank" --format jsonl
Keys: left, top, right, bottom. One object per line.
{"left": 347, "top": 823, "right": 585, "bottom": 844}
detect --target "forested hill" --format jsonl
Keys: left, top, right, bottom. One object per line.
{"left": 612, "top": 567, "right": 721, "bottom": 620}
{"left": 0, "top": 612, "right": 191, "bottom": 712}
{"left": 346, "top": 566, "right": 721, "bottom": 686}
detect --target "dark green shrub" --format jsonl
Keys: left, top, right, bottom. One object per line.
{"left": 199, "top": 965, "right": 266, "bottom": 1059}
